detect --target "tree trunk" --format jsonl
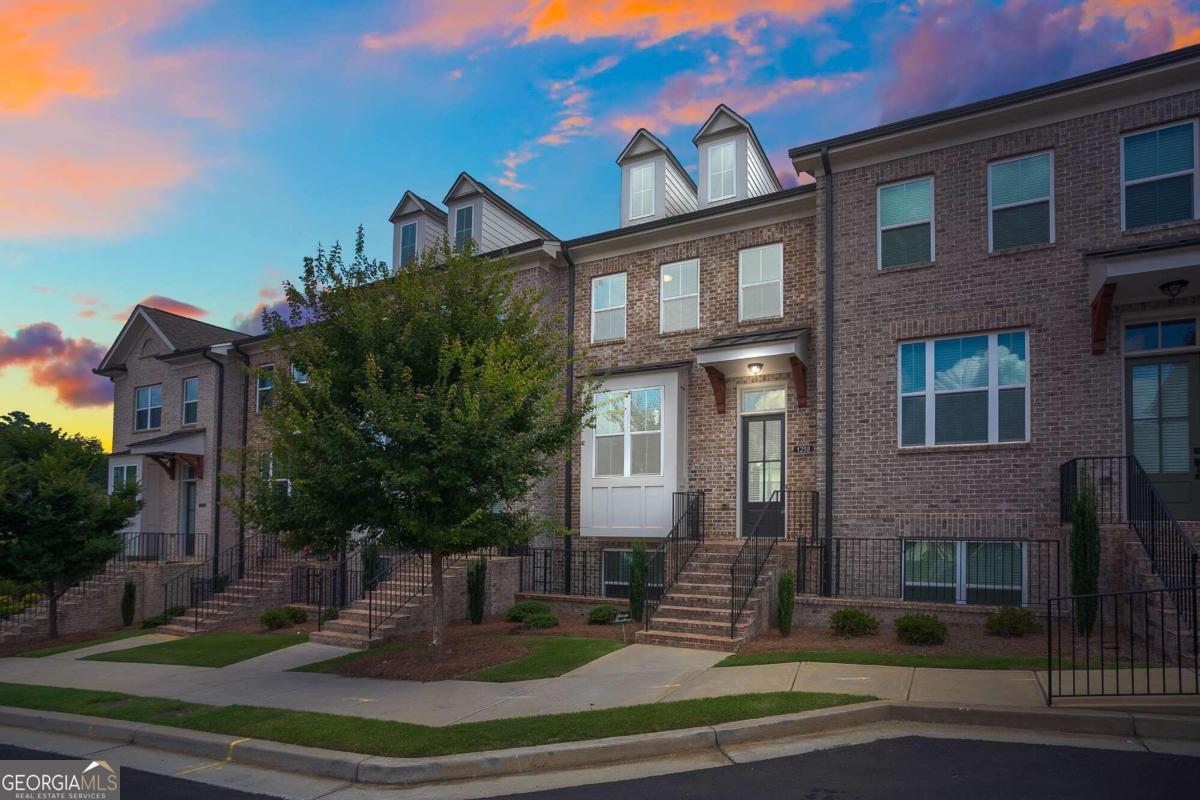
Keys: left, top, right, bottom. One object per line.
{"left": 47, "top": 580, "right": 59, "bottom": 639}
{"left": 430, "top": 552, "right": 445, "bottom": 648}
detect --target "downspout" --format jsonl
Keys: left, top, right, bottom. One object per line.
{"left": 561, "top": 246, "right": 577, "bottom": 595}
{"left": 820, "top": 147, "right": 835, "bottom": 598}
{"left": 232, "top": 342, "right": 251, "bottom": 579}
{"left": 200, "top": 349, "right": 225, "bottom": 576}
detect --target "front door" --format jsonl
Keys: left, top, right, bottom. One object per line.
{"left": 741, "top": 413, "right": 784, "bottom": 537}
{"left": 179, "top": 463, "right": 198, "bottom": 555}
{"left": 1127, "top": 354, "right": 1200, "bottom": 519}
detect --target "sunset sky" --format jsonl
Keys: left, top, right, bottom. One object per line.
{"left": 2, "top": 0, "right": 1198, "bottom": 449}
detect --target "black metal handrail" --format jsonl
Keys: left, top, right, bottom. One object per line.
{"left": 645, "top": 491, "right": 705, "bottom": 629}
{"left": 1047, "top": 584, "right": 1199, "bottom": 704}
{"left": 1062, "top": 455, "right": 1199, "bottom": 624}
{"left": 518, "top": 547, "right": 603, "bottom": 596}
{"left": 730, "top": 489, "right": 782, "bottom": 638}
{"left": 121, "top": 531, "right": 209, "bottom": 562}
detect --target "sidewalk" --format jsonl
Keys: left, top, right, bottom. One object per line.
{"left": 0, "top": 634, "right": 1052, "bottom": 725}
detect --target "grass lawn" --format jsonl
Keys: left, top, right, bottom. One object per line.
{"left": 18, "top": 630, "right": 151, "bottom": 659}
{"left": 464, "top": 637, "right": 624, "bottom": 682}
{"left": 716, "top": 649, "right": 1053, "bottom": 671}
{"left": 83, "top": 632, "right": 308, "bottom": 668}
{"left": 0, "top": 682, "right": 873, "bottom": 758}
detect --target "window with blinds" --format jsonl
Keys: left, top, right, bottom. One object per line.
{"left": 878, "top": 177, "right": 933, "bottom": 268}
{"left": 591, "top": 273, "right": 626, "bottom": 342}
{"left": 1130, "top": 361, "right": 1190, "bottom": 474}
{"left": 903, "top": 540, "right": 1024, "bottom": 605}
{"left": 898, "top": 331, "right": 1028, "bottom": 447}
{"left": 989, "top": 152, "right": 1053, "bottom": 251}
{"left": 660, "top": 259, "right": 699, "bottom": 332}
{"left": 738, "top": 243, "right": 783, "bottom": 321}
{"left": 1122, "top": 121, "right": 1196, "bottom": 230}
{"left": 399, "top": 222, "right": 417, "bottom": 266}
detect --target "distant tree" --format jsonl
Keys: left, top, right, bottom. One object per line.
{"left": 235, "top": 230, "right": 590, "bottom": 647}
{"left": 0, "top": 412, "right": 140, "bottom": 637}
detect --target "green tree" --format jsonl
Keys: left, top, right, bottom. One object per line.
{"left": 777, "top": 569, "right": 795, "bottom": 637}
{"left": 1069, "top": 479, "right": 1101, "bottom": 637}
{"left": 0, "top": 412, "right": 140, "bottom": 637}
{"left": 235, "top": 230, "right": 590, "bottom": 646}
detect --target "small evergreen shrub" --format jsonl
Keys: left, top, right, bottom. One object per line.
{"left": 524, "top": 612, "right": 559, "bottom": 629}
{"left": 629, "top": 542, "right": 647, "bottom": 623}
{"left": 281, "top": 606, "right": 307, "bottom": 624}
{"left": 120, "top": 581, "right": 136, "bottom": 627}
{"left": 260, "top": 609, "right": 290, "bottom": 630}
{"left": 895, "top": 613, "right": 948, "bottom": 645}
{"left": 1070, "top": 480, "right": 1101, "bottom": 637}
{"left": 985, "top": 606, "right": 1041, "bottom": 638}
{"left": 588, "top": 604, "right": 618, "bottom": 624}
{"left": 506, "top": 600, "right": 551, "bottom": 623}
{"left": 140, "top": 605, "right": 186, "bottom": 629}
{"left": 830, "top": 608, "right": 880, "bottom": 637}
{"left": 467, "top": 556, "right": 487, "bottom": 625}
{"left": 166, "top": 604, "right": 186, "bottom": 617}
{"left": 777, "top": 570, "right": 796, "bottom": 636}
{"left": 320, "top": 606, "right": 339, "bottom": 623}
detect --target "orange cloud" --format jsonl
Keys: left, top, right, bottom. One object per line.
{"left": 109, "top": 296, "right": 208, "bottom": 322}
{"left": 0, "top": 322, "right": 109, "bottom": 407}
{"left": 0, "top": 2, "right": 106, "bottom": 113}
{"left": 1082, "top": 0, "right": 1200, "bottom": 47}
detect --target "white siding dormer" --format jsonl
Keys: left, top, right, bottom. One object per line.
{"left": 389, "top": 190, "right": 449, "bottom": 269}
{"left": 616, "top": 129, "right": 697, "bottom": 228}
{"left": 443, "top": 172, "right": 555, "bottom": 253}
{"left": 693, "top": 105, "right": 781, "bottom": 210}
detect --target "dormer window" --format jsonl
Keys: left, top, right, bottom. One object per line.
{"left": 454, "top": 206, "right": 474, "bottom": 251}
{"left": 629, "top": 163, "right": 654, "bottom": 220}
{"left": 708, "top": 141, "right": 735, "bottom": 201}
{"left": 399, "top": 222, "right": 417, "bottom": 266}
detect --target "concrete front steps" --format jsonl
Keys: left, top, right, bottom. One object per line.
{"left": 634, "top": 541, "right": 778, "bottom": 653}
{"left": 309, "top": 561, "right": 470, "bottom": 649}
{"left": 156, "top": 561, "right": 296, "bottom": 637}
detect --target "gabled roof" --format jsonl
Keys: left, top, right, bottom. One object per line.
{"left": 615, "top": 129, "right": 698, "bottom": 193}
{"left": 693, "top": 104, "right": 782, "bottom": 192}
{"left": 96, "top": 305, "right": 247, "bottom": 374}
{"left": 442, "top": 172, "right": 558, "bottom": 240}
{"left": 388, "top": 190, "right": 449, "bottom": 224}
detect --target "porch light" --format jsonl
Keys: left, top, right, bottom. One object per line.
{"left": 1160, "top": 279, "right": 1189, "bottom": 299}
{"left": 747, "top": 362, "right": 764, "bottom": 376}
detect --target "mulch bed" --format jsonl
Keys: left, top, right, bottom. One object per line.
{"left": 745, "top": 621, "right": 1046, "bottom": 657}
{"left": 0, "top": 626, "right": 132, "bottom": 659}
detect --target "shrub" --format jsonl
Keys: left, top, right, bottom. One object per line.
{"left": 895, "top": 613, "right": 948, "bottom": 645}
{"left": 588, "top": 604, "right": 618, "bottom": 625}
{"left": 320, "top": 606, "right": 339, "bottom": 622}
{"left": 1070, "top": 480, "right": 1101, "bottom": 637}
{"left": 506, "top": 600, "right": 551, "bottom": 623}
{"left": 831, "top": 607, "right": 880, "bottom": 637}
{"left": 260, "top": 609, "right": 290, "bottom": 630}
{"left": 467, "top": 556, "right": 487, "bottom": 625}
{"left": 120, "top": 581, "right": 136, "bottom": 627}
{"left": 281, "top": 606, "right": 307, "bottom": 624}
{"left": 777, "top": 570, "right": 796, "bottom": 636}
{"left": 986, "top": 606, "right": 1041, "bottom": 638}
{"left": 629, "top": 542, "right": 647, "bottom": 623}
{"left": 165, "top": 605, "right": 186, "bottom": 617}
{"left": 140, "top": 605, "right": 186, "bottom": 629}
{"left": 524, "top": 612, "right": 559, "bottom": 629}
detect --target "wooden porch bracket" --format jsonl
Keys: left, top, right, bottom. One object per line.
{"left": 147, "top": 454, "right": 176, "bottom": 481}
{"left": 703, "top": 365, "right": 727, "bottom": 414}
{"left": 178, "top": 454, "right": 204, "bottom": 480}
{"left": 1091, "top": 283, "right": 1116, "bottom": 355}
{"left": 789, "top": 356, "right": 809, "bottom": 408}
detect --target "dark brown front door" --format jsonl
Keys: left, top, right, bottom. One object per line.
{"left": 742, "top": 413, "right": 784, "bottom": 537}
{"left": 1127, "top": 355, "right": 1200, "bottom": 520}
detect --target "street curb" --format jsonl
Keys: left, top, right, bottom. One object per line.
{"left": 1, "top": 701, "right": 1198, "bottom": 787}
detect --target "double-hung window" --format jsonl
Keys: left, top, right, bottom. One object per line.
{"left": 591, "top": 273, "right": 626, "bottom": 342}
{"left": 256, "top": 365, "right": 274, "bottom": 411}
{"left": 629, "top": 163, "right": 654, "bottom": 220}
{"left": 878, "top": 177, "right": 934, "bottom": 268}
{"left": 134, "top": 385, "right": 162, "bottom": 430}
{"left": 399, "top": 222, "right": 417, "bottom": 266}
{"left": 593, "top": 387, "right": 663, "bottom": 477}
{"left": 708, "top": 141, "right": 735, "bottom": 201}
{"left": 989, "top": 152, "right": 1053, "bottom": 250}
{"left": 112, "top": 464, "right": 138, "bottom": 492}
{"left": 266, "top": 453, "right": 292, "bottom": 496}
{"left": 660, "top": 259, "right": 699, "bottom": 332}
{"left": 182, "top": 377, "right": 199, "bottom": 425}
{"left": 898, "top": 331, "right": 1028, "bottom": 447}
{"left": 454, "top": 206, "right": 474, "bottom": 251}
{"left": 1122, "top": 121, "right": 1197, "bottom": 230}
{"left": 738, "top": 243, "right": 783, "bottom": 321}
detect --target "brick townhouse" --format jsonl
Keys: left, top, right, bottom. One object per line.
{"left": 94, "top": 44, "right": 1200, "bottom": 650}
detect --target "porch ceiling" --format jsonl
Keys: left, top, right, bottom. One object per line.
{"left": 1086, "top": 238, "right": 1200, "bottom": 307}
{"left": 692, "top": 326, "right": 809, "bottom": 379}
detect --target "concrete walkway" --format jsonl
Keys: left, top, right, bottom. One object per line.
{"left": 0, "top": 634, "right": 1064, "bottom": 725}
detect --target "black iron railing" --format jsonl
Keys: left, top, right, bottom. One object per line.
{"left": 366, "top": 550, "right": 428, "bottom": 639}
{"left": 1047, "top": 584, "right": 1199, "bottom": 704}
{"left": 518, "top": 548, "right": 603, "bottom": 596}
{"left": 122, "top": 531, "right": 209, "bottom": 562}
{"left": 796, "top": 536, "right": 1061, "bottom": 607}
{"left": 730, "top": 489, "right": 782, "bottom": 637}
{"left": 1061, "top": 455, "right": 1200, "bottom": 625}
{"left": 645, "top": 491, "right": 705, "bottom": 629}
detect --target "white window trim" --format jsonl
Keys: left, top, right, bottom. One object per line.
{"left": 592, "top": 386, "right": 664, "bottom": 478}
{"left": 737, "top": 243, "right": 784, "bottom": 322}
{"left": 896, "top": 330, "right": 1030, "bottom": 448}
{"left": 1120, "top": 119, "right": 1200, "bottom": 231}
{"left": 629, "top": 162, "right": 654, "bottom": 221}
{"left": 708, "top": 140, "right": 736, "bottom": 202}
{"left": 877, "top": 175, "right": 935, "bottom": 269}
{"left": 454, "top": 206, "right": 473, "bottom": 250}
{"left": 659, "top": 258, "right": 700, "bottom": 334}
{"left": 591, "top": 273, "right": 627, "bottom": 343}
{"left": 256, "top": 364, "right": 274, "bottom": 412}
{"left": 900, "top": 539, "right": 1029, "bottom": 605}
{"left": 291, "top": 364, "right": 309, "bottom": 384}
{"left": 267, "top": 454, "right": 292, "bottom": 495}
{"left": 399, "top": 221, "right": 418, "bottom": 266}
{"left": 988, "top": 150, "right": 1055, "bottom": 252}
{"left": 134, "top": 384, "right": 162, "bottom": 431}
{"left": 181, "top": 376, "right": 199, "bottom": 426}
{"left": 111, "top": 464, "right": 139, "bottom": 492}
